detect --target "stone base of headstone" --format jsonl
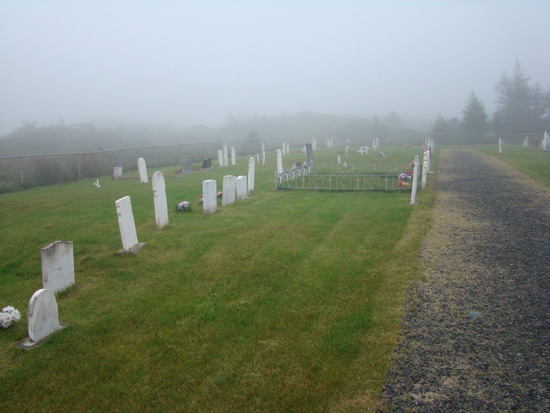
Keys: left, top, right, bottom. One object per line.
{"left": 117, "top": 242, "right": 146, "bottom": 255}
{"left": 14, "top": 322, "right": 69, "bottom": 350}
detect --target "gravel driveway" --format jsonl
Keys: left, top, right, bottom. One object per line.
{"left": 378, "top": 148, "right": 550, "bottom": 411}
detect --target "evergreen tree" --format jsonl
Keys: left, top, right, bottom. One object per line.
{"left": 461, "top": 91, "right": 487, "bottom": 143}
{"left": 493, "top": 60, "right": 549, "bottom": 140}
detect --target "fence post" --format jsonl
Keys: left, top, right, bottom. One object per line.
{"left": 19, "top": 157, "right": 23, "bottom": 183}
{"left": 77, "top": 155, "right": 81, "bottom": 180}
{"left": 410, "top": 155, "right": 419, "bottom": 205}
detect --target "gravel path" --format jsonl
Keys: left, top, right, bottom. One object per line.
{"left": 378, "top": 149, "right": 550, "bottom": 411}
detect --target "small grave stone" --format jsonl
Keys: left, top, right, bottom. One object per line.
{"left": 27, "top": 289, "right": 63, "bottom": 343}
{"left": 276, "top": 149, "right": 283, "bottom": 174}
{"left": 248, "top": 157, "right": 255, "bottom": 193}
{"left": 115, "top": 196, "right": 144, "bottom": 253}
{"left": 306, "top": 143, "right": 314, "bottom": 164}
{"left": 152, "top": 171, "right": 169, "bottom": 230}
{"left": 379, "top": 151, "right": 386, "bottom": 157}
{"left": 217, "top": 150, "right": 224, "bottom": 167}
{"left": 231, "top": 147, "right": 236, "bottom": 165}
{"left": 222, "top": 175, "right": 236, "bottom": 206}
{"left": 138, "top": 157, "right": 148, "bottom": 183}
{"left": 41, "top": 241, "right": 75, "bottom": 293}
{"left": 236, "top": 176, "right": 247, "bottom": 201}
{"left": 337, "top": 155, "right": 341, "bottom": 164}
{"left": 113, "top": 167, "right": 122, "bottom": 180}
{"left": 202, "top": 180, "right": 217, "bottom": 214}
{"left": 201, "top": 158, "right": 212, "bottom": 170}
{"left": 182, "top": 159, "right": 193, "bottom": 174}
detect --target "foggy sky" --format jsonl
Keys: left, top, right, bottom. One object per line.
{"left": 1, "top": 0, "right": 549, "bottom": 136}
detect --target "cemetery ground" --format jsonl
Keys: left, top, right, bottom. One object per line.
{"left": 1, "top": 146, "right": 433, "bottom": 411}
{"left": 379, "top": 146, "right": 550, "bottom": 411}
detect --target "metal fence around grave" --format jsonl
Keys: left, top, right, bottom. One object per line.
{"left": 275, "top": 162, "right": 413, "bottom": 191}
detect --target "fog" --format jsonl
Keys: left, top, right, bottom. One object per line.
{"left": 1, "top": 0, "right": 549, "bottom": 136}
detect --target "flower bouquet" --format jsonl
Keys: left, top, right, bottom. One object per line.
{"left": 176, "top": 201, "right": 191, "bottom": 212}
{"left": 1, "top": 306, "right": 21, "bottom": 328}
{"left": 217, "top": 191, "right": 223, "bottom": 198}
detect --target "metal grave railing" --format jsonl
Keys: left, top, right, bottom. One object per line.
{"left": 275, "top": 162, "right": 413, "bottom": 191}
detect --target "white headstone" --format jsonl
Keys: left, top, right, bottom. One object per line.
{"left": 152, "top": 171, "right": 169, "bottom": 230}
{"left": 115, "top": 196, "right": 139, "bottom": 251}
{"left": 223, "top": 143, "right": 228, "bottom": 166}
{"left": 236, "top": 176, "right": 247, "bottom": 201}
{"left": 231, "top": 147, "right": 236, "bottom": 165}
{"left": 27, "top": 289, "right": 62, "bottom": 342}
{"left": 421, "top": 152, "right": 428, "bottom": 190}
{"left": 113, "top": 167, "right": 122, "bottom": 180}
{"left": 523, "top": 136, "right": 528, "bottom": 147}
{"left": 202, "top": 180, "right": 217, "bottom": 214}
{"left": 41, "top": 241, "right": 75, "bottom": 293}
{"left": 410, "top": 155, "right": 420, "bottom": 205}
{"left": 222, "top": 175, "right": 236, "bottom": 206}
{"left": 499, "top": 138, "right": 502, "bottom": 153}
{"left": 276, "top": 149, "right": 283, "bottom": 174}
{"left": 138, "top": 158, "right": 148, "bottom": 183}
{"left": 261, "top": 143, "right": 266, "bottom": 166}
{"left": 217, "top": 150, "right": 224, "bottom": 167}
{"left": 248, "top": 157, "right": 255, "bottom": 193}
{"left": 337, "top": 155, "right": 341, "bottom": 164}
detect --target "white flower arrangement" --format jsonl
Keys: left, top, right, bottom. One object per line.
{"left": 1, "top": 306, "right": 21, "bottom": 328}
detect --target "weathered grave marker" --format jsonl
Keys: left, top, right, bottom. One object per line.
{"left": 223, "top": 143, "right": 228, "bottom": 166}
{"left": 27, "top": 289, "right": 63, "bottom": 343}
{"left": 222, "top": 175, "right": 236, "bottom": 206}
{"left": 231, "top": 147, "right": 236, "bottom": 165}
{"left": 182, "top": 159, "right": 193, "bottom": 174}
{"left": 113, "top": 167, "right": 122, "bottom": 180}
{"left": 201, "top": 158, "right": 212, "bottom": 170}
{"left": 306, "top": 143, "right": 314, "bottom": 164}
{"left": 138, "top": 157, "right": 148, "bottom": 183}
{"left": 410, "top": 155, "right": 420, "bottom": 205}
{"left": 202, "top": 180, "right": 217, "bottom": 214}
{"left": 236, "top": 176, "right": 247, "bottom": 201}
{"left": 41, "top": 241, "right": 75, "bottom": 293}
{"left": 248, "top": 157, "right": 255, "bottom": 193}
{"left": 115, "top": 196, "right": 144, "bottom": 253}
{"left": 152, "top": 171, "right": 169, "bottom": 230}
{"left": 276, "top": 149, "right": 283, "bottom": 174}
{"left": 217, "top": 150, "right": 224, "bottom": 167}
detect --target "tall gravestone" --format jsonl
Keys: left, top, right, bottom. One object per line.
{"left": 182, "top": 159, "right": 193, "bottom": 174}
{"left": 201, "top": 158, "right": 212, "bottom": 170}
{"left": 202, "top": 180, "right": 217, "bottom": 214}
{"left": 115, "top": 196, "right": 144, "bottom": 253}
{"left": 27, "top": 289, "right": 63, "bottom": 343}
{"left": 236, "top": 176, "right": 247, "bottom": 201}
{"left": 248, "top": 157, "right": 255, "bottom": 193}
{"left": 222, "top": 175, "right": 236, "bottom": 206}
{"left": 231, "top": 147, "right": 236, "bottom": 165}
{"left": 41, "top": 241, "right": 75, "bottom": 293}
{"left": 113, "top": 167, "right": 122, "bottom": 180}
{"left": 410, "top": 155, "right": 420, "bottom": 205}
{"left": 223, "top": 143, "right": 228, "bottom": 166}
{"left": 138, "top": 157, "right": 148, "bottom": 183}
{"left": 421, "top": 151, "right": 428, "bottom": 190}
{"left": 217, "top": 150, "right": 224, "bottom": 167}
{"left": 152, "top": 171, "right": 169, "bottom": 230}
{"left": 276, "top": 149, "right": 283, "bottom": 174}
{"left": 261, "top": 143, "right": 266, "bottom": 166}
{"left": 306, "top": 143, "right": 314, "bottom": 164}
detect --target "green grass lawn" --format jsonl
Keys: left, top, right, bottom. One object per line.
{"left": 473, "top": 144, "right": 550, "bottom": 186}
{"left": 1, "top": 146, "right": 432, "bottom": 411}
